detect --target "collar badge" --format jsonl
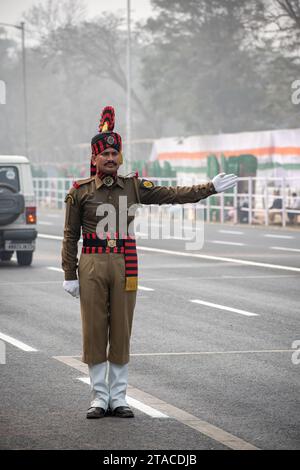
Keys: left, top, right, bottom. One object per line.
{"left": 103, "top": 175, "right": 114, "bottom": 187}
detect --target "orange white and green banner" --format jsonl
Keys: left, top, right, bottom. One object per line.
{"left": 149, "top": 128, "right": 300, "bottom": 182}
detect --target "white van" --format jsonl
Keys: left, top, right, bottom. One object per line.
{"left": 0, "top": 155, "right": 37, "bottom": 265}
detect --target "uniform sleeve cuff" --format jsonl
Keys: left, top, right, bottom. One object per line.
{"left": 209, "top": 181, "right": 218, "bottom": 194}
{"left": 64, "top": 272, "right": 78, "bottom": 281}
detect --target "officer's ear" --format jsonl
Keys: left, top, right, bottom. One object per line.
{"left": 118, "top": 152, "right": 123, "bottom": 165}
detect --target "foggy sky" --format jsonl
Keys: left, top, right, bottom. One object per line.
{"left": 1, "top": 0, "right": 153, "bottom": 26}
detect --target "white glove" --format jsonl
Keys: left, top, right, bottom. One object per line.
{"left": 212, "top": 172, "right": 238, "bottom": 193}
{"left": 63, "top": 280, "right": 80, "bottom": 298}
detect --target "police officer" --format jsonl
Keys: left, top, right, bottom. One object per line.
{"left": 61, "top": 106, "right": 237, "bottom": 419}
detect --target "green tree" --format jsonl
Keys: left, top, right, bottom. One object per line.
{"left": 141, "top": 0, "right": 298, "bottom": 135}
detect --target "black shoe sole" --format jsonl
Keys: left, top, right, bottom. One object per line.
{"left": 86, "top": 413, "right": 106, "bottom": 419}
{"left": 113, "top": 414, "right": 135, "bottom": 418}
{"left": 112, "top": 411, "right": 135, "bottom": 418}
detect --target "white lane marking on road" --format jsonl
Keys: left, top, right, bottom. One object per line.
{"left": 39, "top": 234, "right": 63, "bottom": 241}
{"left": 137, "top": 246, "right": 300, "bottom": 273}
{"left": 38, "top": 233, "right": 300, "bottom": 273}
{"left": 0, "top": 331, "right": 37, "bottom": 352}
{"left": 137, "top": 231, "right": 193, "bottom": 241}
{"left": 144, "top": 274, "right": 297, "bottom": 281}
{"left": 54, "top": 355, "right": 258, "bottom": 450}
{"left": 219, "top": 274, "right": 297, "bottom": 279}
{"left": 210, "top": 240, "right": 246, "bottom": 246}
{"left": 39, "top": 221, "right": 53, "bottom": 226}
{"left": 144, "top": 278, "right": 182, "bottom": 281}
{"left": 138, "top": 285, "right": 155, "bottom": 291}
{"left": 264, "top": 234, "right": 294, "bottom": 239}
{"left": 39, "top": 234, "right": 82, "bottom": 244}
{"left": 218, "top": 230, "right": 244, "bottom": 235}
{"left": 47, "top": 266, "right": 63, "bottom": 272}
{"left": 77, "top": 377, "right": 168, "bottom": 418}
{"left": 168, "top": 236, "right": 191, "bottom": 240}
{"left": 271, "top": 246, "right": 300, "bottom": 253}
{"left": 190, "top": 299, "right": 259, "bottom": 317}
{"left": 130, "top": 349, "right": 293, "bottom": 356}
{"left": 0, "top": 281, "right": 62, "bottom": 285}
{"left": 126, "top": 396, "right": 168, "bottom": 417}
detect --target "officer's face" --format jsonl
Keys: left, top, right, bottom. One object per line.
{"left": 92, "top": 147, "right": 121, "bottom": 174}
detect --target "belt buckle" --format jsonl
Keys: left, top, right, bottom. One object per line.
{"left": 107, "top": 239, "right": 116, "bottom": 248}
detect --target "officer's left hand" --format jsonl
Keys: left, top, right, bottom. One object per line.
{"left": 212, "top": 173, "right": 238, "bottom": 193}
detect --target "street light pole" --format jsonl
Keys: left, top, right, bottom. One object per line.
{"left": 126, "top": 0, "right": 132, "bottom": 172}
{"left": 0, "top": 21, "right": 29, "bottom": 157}
{"left": 20, "top": 22, "right": 29, "bottom": 158}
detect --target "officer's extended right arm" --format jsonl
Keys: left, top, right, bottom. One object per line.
{"left": 136, "top": 173, "right": 237, "bottom": 205}
{"left": 137, "top": 179, "right": 218, "bottom": 205}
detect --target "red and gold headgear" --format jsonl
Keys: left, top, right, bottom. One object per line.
{"left": 90, "top": 106, "right": 123, "bottom": 175}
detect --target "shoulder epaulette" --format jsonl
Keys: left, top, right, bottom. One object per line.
{"left": 72, "top": 176, "right": 94, "bottom": 189}
{"left": 123, "top": 171, "right": 139, "bottom": 179}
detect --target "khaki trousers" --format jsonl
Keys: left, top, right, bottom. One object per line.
{"left": 78, "top": 253, "right": 137, "bottom": 365}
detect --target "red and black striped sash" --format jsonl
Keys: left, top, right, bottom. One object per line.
{"left": 81, "top": 232, "right": 138, "bottom": 291}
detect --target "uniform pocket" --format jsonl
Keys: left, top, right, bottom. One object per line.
{"left": 78, "top": 254, "right": 95, "bottom": 279}
{"left": 117, "top": 254, "right": 126, "bottom": 281}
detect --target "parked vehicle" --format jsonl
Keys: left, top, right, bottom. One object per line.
{"left": 0, "top": 155, "right": 37, "bottom": 265}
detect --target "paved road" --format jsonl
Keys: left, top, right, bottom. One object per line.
{"left": 0, "top": 208, "right": 299, "bottom": 449}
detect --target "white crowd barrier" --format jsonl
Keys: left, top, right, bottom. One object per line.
{"left": 33, "top": 176, "right": 300, "bottom": 228}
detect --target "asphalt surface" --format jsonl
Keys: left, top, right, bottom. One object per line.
{"left": 0, "top": 207, "right": 299, "bottom": 450}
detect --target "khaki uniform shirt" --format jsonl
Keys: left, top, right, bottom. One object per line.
{"left": 61, "top": 174, "right": 217, "bottom": 280}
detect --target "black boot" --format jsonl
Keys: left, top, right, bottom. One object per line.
{"left": 86, "top": 407, "right": 106, "bottom": 419}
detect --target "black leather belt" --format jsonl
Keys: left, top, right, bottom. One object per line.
{"left": 82, "top": 237, "right": 125, "bottom": 248}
